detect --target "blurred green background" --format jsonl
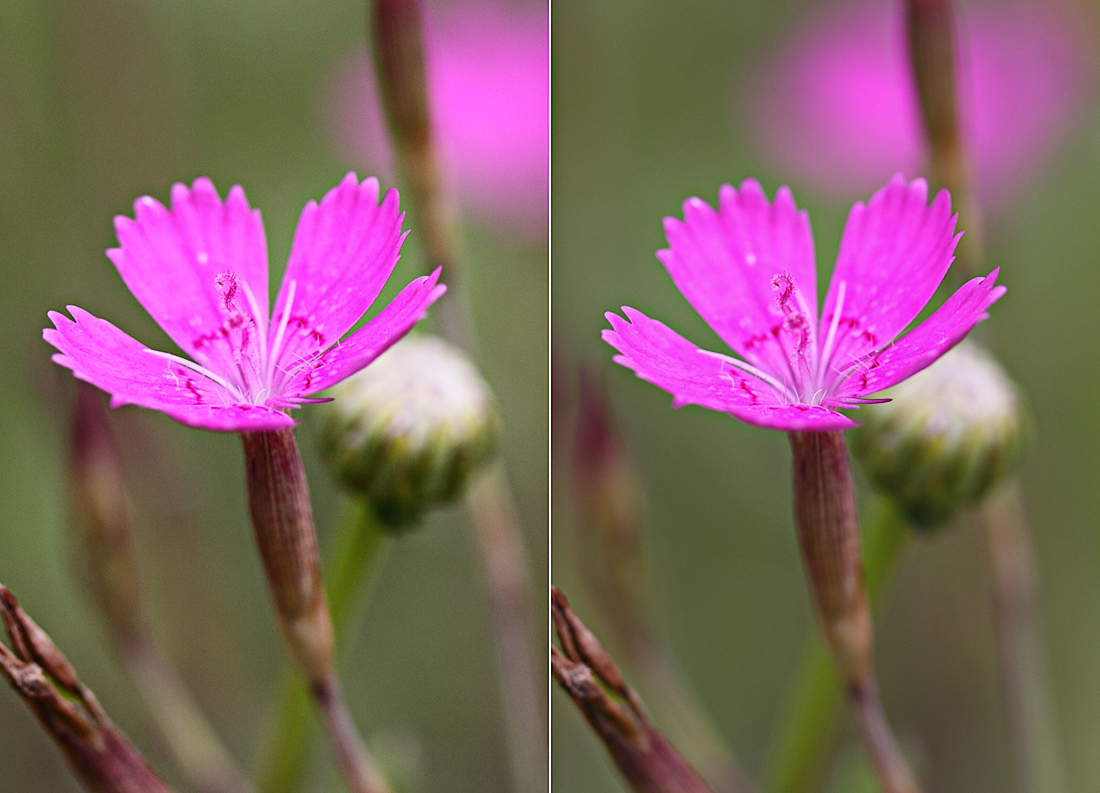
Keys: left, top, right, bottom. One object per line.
{"left": 552, "top": 1, "right": 1100, "bottom": 792}
{"left": 0, "top": 1, "right": 547, "bottom": 791}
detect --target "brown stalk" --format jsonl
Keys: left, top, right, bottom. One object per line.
{"left": 906, "top": 0, "right": 982, "bottom": 272}
{"left": 368, "top": 2, "right": 545, "bottom": 791}
{"left": 788, "top": 432, "right": 922, "bottom": 793}
{"left": 241, "top": 428, "right": 391, "bottom": 793}
{"left": 982, "top": 482, "right": 1067, "bottom": 793}
{"left": 370, "top": 0, "right": 466, "bottom": 347}
{"left": 0, "top": 584, "right": 175, "bottom": 793}
{"left": 572, "top": 370, "right": 753, "bottom": 793}
{"left": 70, "top": 383, "right": 254, "bottom": 793}
{"left": 551, "top": 587, "right": 717, "bottom": 793}
{"left": 907, "top": 3, "right": 1067, "bottom": 790}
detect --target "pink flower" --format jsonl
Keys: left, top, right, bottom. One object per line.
{"left": 746, "top": 0, "right": 1095, "bottom": 206}
{"left": 45, "top": 173, "right": 446, "bottom": 433}
{"left": 603, "top": 175, "right": 1004, "bottom": 432}
{"left": 328, "top": 1, "right": 549, "bottom": 238}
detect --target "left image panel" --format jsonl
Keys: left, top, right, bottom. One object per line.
{"left": 0, "top": 2, "right": 548, "bottom": 793}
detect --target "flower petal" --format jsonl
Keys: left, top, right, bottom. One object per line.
{"left": 107, "top": 178, "right": 269, "bottom": 382}
{"left": 157, "top": 404, "right": 295, "bottom": 432}
{"left": 819, "top": 174, "right": 961, "bottom": 377}
{"left": 44, "top": 306, "right": 292, "bottom": 432}
{"left": 603, "top": 307, "right": 779, "bottom": 415}
{"left": 833, "top": 268, "right": 1006, "bottom": 400}
{"left": 268, "top": 172, "right": 408, "bottom": 377}
{"left": 658, "top": 179, "right": 818, "bottom": 381}
{"left": 45, "top": 306, "right": 226, "bottom": 407}
{"left": 282, "top": 269, "right": 446, "bottom": 397}
{"left": 726, "top": 404, "right": 857, "bottom": 432}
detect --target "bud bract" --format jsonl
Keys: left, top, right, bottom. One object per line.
{"left": 317, "top": 335, "right": 500, "bottom": 528}
{"left": 851, "top": 340, "right": 1027, "bottom": 527}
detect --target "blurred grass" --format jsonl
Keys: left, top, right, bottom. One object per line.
{"left": 0, "top": 1, "right": 546, "bottom": 791}
{"left": 551, "top": 1, "right": 1100, "bottom": 792}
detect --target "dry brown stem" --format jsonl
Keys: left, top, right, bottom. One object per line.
{"left": 0, "top": 585, "right": 174, "bottom": 793}
{"left": 551, "top": 587, "right": 716, "bottom": 793}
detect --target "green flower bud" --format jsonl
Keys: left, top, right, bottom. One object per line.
{"left": 850, "top": 340, "right": 1027, "bottom": 528}
{"left": 317, "top": 335, "right": 500, "bottom": 529}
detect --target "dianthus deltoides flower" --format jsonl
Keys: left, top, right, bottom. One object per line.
{"left": 604, "top": 174, "right": 1005, "bottom": 432}
{"left": 45, "top": 172, "right": 445, "bottom": 431}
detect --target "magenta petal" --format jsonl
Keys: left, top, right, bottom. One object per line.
{"left": 45, "top": 306, "right": 293, "bottom": 432}
{"left": 107, "top": 178, "right": 269, "bottom": 380}
{"left": 602, "top": 307, "right": 779, "bottom": 414}
{"left": 283, "top": 269, "right": 446, "bottom": 397}
{"left": 835, "top": 268, "right": 1006, "bottom": 399}
{"left": 820, "top": 174, "right": 961, "bottom": 372}
{"left": 158, "top": 404, "right": 295, "bottom": 432}
{"left": 659, "top": 180, "right": 817, "bottom": 378}
{"left": 269, "top": 172, "right": 407, "bottom": 376}
{"left": 727, "top": 404, "right": 857, "bottom": 432}
{"left": 45, "top": 306, "right": 226, "bottom": 408}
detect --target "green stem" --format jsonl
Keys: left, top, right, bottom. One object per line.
{"left": 258, "top": 499, "right": 388, "bottom": 793}
{"left": 766, "top": 496, "right": 909, "bottom": 793}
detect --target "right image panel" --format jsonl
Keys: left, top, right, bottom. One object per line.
{"left": 551, "top": 2, "right": 1100, "bottom": 793}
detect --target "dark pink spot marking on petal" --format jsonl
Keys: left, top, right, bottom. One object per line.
{"left": 744, "top": 331, "right": 770, "bottom": 349}
{"left": 192, "top": 330, "right": 221, "bottom": 349}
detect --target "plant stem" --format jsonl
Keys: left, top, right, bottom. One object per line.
{"left": 312, "top": 677, "right": 391, "bottom": 793}
{"left": 0, "top": 585, "right": 177, "bottom": 793}
{"left": 848, "top": 677, "right": 920, "bottom": 793}
{"left": 70, "top": 384, "right": 253, "bottom": 793}
{"left": 787, "top": 432, "right": 922, "bottom": 793}
{"left": 124, "top": 641, "right": 254, "bottom": 793}
{"left": 572, "top": 370, "right": 750, "bottom": 793}
{"left": 766, "top": 497, "right": 909, "bottom": 793}
{"left": 241, "top": 429, "right": 391, "bottom": 793}
{"left": 468, "top": 470, "right": 546, "bottom": 793}
{"left": 258, "top": 500, "right": 388, "bottom": 793}
{"left": 368, "top": 2, "right": 545, "bottom": 788}
{"left": 552, "top": 587, "right": 716, "bottom": 793}
{"left": 907, "top": 4, "right": 1067, "bottom": 787}
{"left": 982, "top": 479, "right": 1067, "bottom": 793}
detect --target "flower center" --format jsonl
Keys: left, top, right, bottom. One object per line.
{"left": 769, "top": 272, "right": 820, "bottom": 404}
{"left": 215, "top": 272, "right": 267, "bottom": 403}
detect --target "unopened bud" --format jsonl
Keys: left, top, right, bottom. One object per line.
{"left": 572, "top": 371, "right": 653, "bottom": 658}
{"left": 69, "top": 384, "right": 147, "bottom": 652}
{"left": 317, "top": 335, "right": 500, "bottom": 528}
{"left": 851, "top": 340, "right": 1027, "bottom": 527}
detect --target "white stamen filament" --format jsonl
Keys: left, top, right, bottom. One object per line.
{"left": 817, "top": 280, "right": 846, "bottom": 387}
{"left": 239, "top": 280, "right": 269, "bottom": 376}
{"left": 143, "top": 349, "right": 243, "bottom": 401}
{"left": 267, "top": 279, "right": 297, "bottom": 383}
{"left": 699, "top": 349, "right": 788, "bottom": 397}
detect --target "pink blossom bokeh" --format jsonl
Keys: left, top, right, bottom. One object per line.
{"left": 746, "top": 1, "right": 1096, "bottom": 208}
{"left": 328, "top": 1, "right": 549, "bottom": 239}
